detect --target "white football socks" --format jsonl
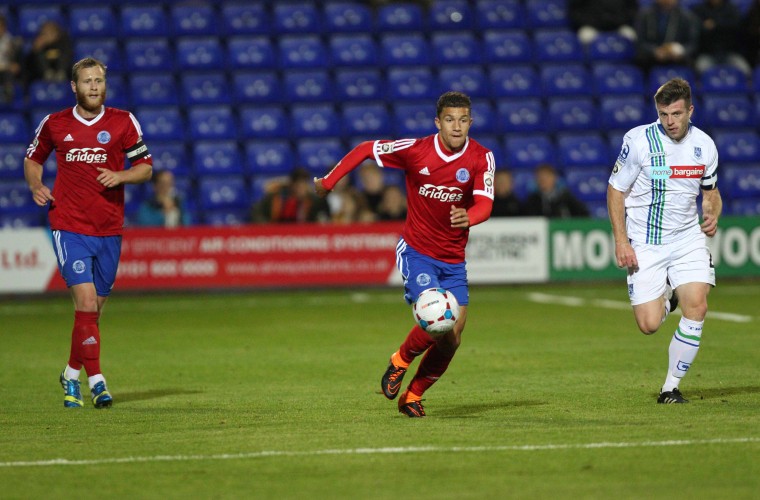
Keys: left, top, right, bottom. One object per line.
{"left": 64, "top": 365, "right": 80, "bottom": 381}
{"left": 88, "top": 373, "right": 105, "bottom": 390}
{"left": 662, "top": 317, "right": 704, "bottom": 392}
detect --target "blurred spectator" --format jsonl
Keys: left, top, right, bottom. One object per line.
{"left": 569, "top": 0, "right": 638, "bottom": 45}
{"left": 692, "top": 0, "right": 751, "bottom": 74}
{"left": 376, "top": 185, "right": 407, "bottom": 221}
{"left": 740, "top": 0, "right": 760, "bottom": 66}
{"left": 0, "top": 14, "right": 22, "bottom": 103}
{"left": 251, "top": 167, "right": 330, "bottom": 223}
{"left": 136, "top": 170, "right": 191, "bottom": 228}
{"left": 357, "top": 161, "right": 386, "bottom": 213}
{"left": 635, "top": 0, "right": 701, "bottom": 70}
{"left": 24, "top": 20, "right": 73, "bottom": 86}
{"left": 522, "top": 164, "right": 590, "bottom": 218}
{"left": 491, "top": 170, "right": 522, "bottom": 217}
{"left": 327, "top": 176, "right": 375, "bottom": 224}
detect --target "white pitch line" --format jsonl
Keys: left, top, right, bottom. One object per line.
{"left": 1, "top": 437, "right": 758, "bottom": 469}
{"left": 527, "top": 293, "right": 753, "bottom": 323}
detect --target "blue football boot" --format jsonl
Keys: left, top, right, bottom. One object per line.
{"left": 59, "top": 372, "right": 84, "bottom": 408}
{"left": 91, "top": 381, "right": 113, "bottom": 409}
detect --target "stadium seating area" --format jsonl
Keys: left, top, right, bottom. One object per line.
{"left": 1, "top": 0, "right": 759, "bottom": 227}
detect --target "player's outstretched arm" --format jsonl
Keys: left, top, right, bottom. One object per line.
{"left": 318, "top": 141, "right": 375, "bottom": 194}
{"left": 23, "top": 157, "right": 55, "bottom": 206}
{"left": 700, "top": 188, "right": 722, "bottom": 237}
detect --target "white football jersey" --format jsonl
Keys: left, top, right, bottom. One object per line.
{"left": 609, "top": 121, "right": 718, "bottom": 245}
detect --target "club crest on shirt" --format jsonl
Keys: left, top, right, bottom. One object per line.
{"left": 97, "top": 131, "right": 111, "bottom": 144}
{"left": 456, "top": 168, "right": 470, "bottom": 183}
{"left": 694, "top": 146, "right": 702, "bottom": 159}
{"left": 416, "top": 273, "right": 431, "bottom": 287}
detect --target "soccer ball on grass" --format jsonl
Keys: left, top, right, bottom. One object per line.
{"left": 412, "top": 288, "right": 459, "bottom": 336}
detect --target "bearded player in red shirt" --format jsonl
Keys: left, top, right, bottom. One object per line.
{"left": 315, "top": 92, "right": 495, "bottom": 417}
{"left": 24, "top": 57, "right": 153, "bottom": 409}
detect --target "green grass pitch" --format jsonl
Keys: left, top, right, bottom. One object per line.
{"left": 1, "top": 281, "right": 758, "bottom": 499}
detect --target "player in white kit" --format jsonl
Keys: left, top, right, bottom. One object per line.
{"left": 607, "top": 78, "right": 722, "bottom": 404}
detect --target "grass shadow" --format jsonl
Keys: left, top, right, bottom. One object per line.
{"left": 436, "top": 399, "right": 547, "bottom": 418}
{"left": 690, "top": 385, "right": 760, "bottom": 400}
{"left": 117, "top": 388, "right": 203, "bottom": 404}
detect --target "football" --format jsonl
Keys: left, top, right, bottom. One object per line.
{"left": 412, "top": 288, "right": 459, "bottom": 336}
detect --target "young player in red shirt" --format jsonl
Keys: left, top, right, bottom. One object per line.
{"left": 24, "top": 57, "right": 153, "bottom": 408}
{"left": 315, "top": 92, "right": 495, "bottom": 417}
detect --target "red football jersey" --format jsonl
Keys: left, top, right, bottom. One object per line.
{"left": 26, "top": 106, "right": 152, "bottom": 236}
{"left": 373, "top": 134, "right": 495, "bottom": 263}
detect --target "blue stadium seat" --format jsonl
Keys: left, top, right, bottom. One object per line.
{"left": 565, "top": 167, "right": 610, "bottom": 202}
{"left": 713, "top": 130, "right": 760, "bottom": 163}
{"left": 497, "top": 99, "right": 546, "bottom": 133}
{"left": 239, "top": 106, "right": 290, "bottom": 139}
{"left": 476, "top": 0, "right": 525, "bottom": 30}
{"left": 220, "top": 3, "right": 270, "bottom": 35}
{"left": 593, "top": 63, "right": 645, "bottom": 96}
{"left": 548, "top": 97, "right": 597, "bottom": 132}
{"left": 0, "top": 82, "right": 24, "bottom": 112}
{"left": 342, "top": 102, "right": 392, "bottom": 138}
{"left": 69, "top": 6, "right": 116, "bottom": 38}
{"left": 534, "top": 29, "right": 584, "bottom": 62}
{"left": 245, "top": 140, "right": 295, "bottom": 175}
{"left": 490, "top": 65, "right": 541, "bottom": 98}
{"left": 599, "top": 95, "right": 649, "bottom": 131}
{"left": 722, "top": 165, "right": 760, "bottom": 203}
{"left": 380, "top": 33, "right": 429, "bottom": 66}
{"left": 469, "top": 102, "right": 497, "bottom": 136}
{"left": 171, "top": 3, "right": 219, "bottom": 36}
{"left": 429, "top": 0, "right": 474, "bottom": 31}
{"left": 202, "top": 208, "right": 249, "bottom": 226}
{"left": 125, "top": 39, "right": 174, "bottom": 72}
{"left": 148, "top": 142, "right": 190, "bottom": 177}
{"left": 526, "top": 0, "right": 569, "bottom": 29}
{"left": 181, "top": 73, "right": 231, "bottom": 105}
{"left": 104, "top": 74, "right": 129, "bottom": 109}
{"left": 17, "top": 6, "right": 65, "bottom": 38}
{"left": 135, "top": 107, "right": 184, "bottom": 142}
{"left": 474, "top": 134, "right": 504, "bottom": 166}
{"left": 121, "top": 6, "right": 167, "bottom": 37}
{"left": 587, "top": 33, "right": 635, "bottom": 62}
{"left": 227, "top": 36, "right": 277, "bottom": 70}
{"left": 648, "top": 66, "right": 696, "bottom": 94}
{"left": 232, "top": 71, "right": 282, "bottom": 104}
{"left": 283, "top": 70, "right": 334, "bottom": 102}
{"left": 74, "top": 38, "right": 122, "bottom": 73}
{"left": 540, "top": 64, "right": 592, "bottom": 97}
{"left": 0, "top": 113, "right": 28, "bottom": 143}
{"left": 330, "top": 34, "right": 378, "bottom": 67}
{"left": 130, "top": 73, "right": 179, "bottom": 106}
{"left": 504, "top": 134, "right": 556, "bottom": 169}
{"left": 279, "top": 35, "right": 328, "bottom": 69}
{"left": 387, "top": 67, "right": 437, "bottom": 101}
{"left": 393, "top": 102, "right": 437, "bottom": 137}
{"left": 193, "top": 141, "right": 243, "bottom": 176}
{"left": 556, "top": 133, "right": 610, "bottom": 169}
{"left": 377, "top": 3, "right": 424, "bottom": 32}
{"left": 291, "top": 104, "right": 340, "bottom": 138}
{"left": 198, "top": 176, "right": 249, "bottom": 210}
{"left": 0, "top": 143, "right": 24, "bottom": 179}
{"left": 730, "top": 198, "right": 760, "bottom": 216}
{"left": 273, "top": 2, "right": 322, "bottom": 34}
{"left": 297, "top": 138, "right": 345, "bottom": 173}
{"left": 28, "top": 81, "right": 70, "bottom": 110}
{"left": 439, "top": 66, "right": 489, "bottom": 98}
{"left": 432, "top": 32, "right": 482, "bottom": 65}
{"left": 701, "top": 94, "right": 754, "bottom": 129}
{"left": 335, "top": 69, "right": 385, "bottom": 101}
{"left": 176, "top": 37, "right": 225, "bottom": 71}
{"left": 324, "top": 2, "right": 373, "bottom": 33}
{"left": 482, "top": 30, "right": 533, "bottom": 64}
{"left": 188, "top": 106, "right": 236, "bottom": 141}
{"left": 0, "top": 181, "right": 38, "bottom": 213}
{"left": 700, "top": 65, "right": 750, "bottom": 94}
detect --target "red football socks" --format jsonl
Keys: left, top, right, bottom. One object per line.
{"left": 71, "top": 311, "right": 102, "bottom": 376}
{"left": 407, "top": 343, "right": 455, "bottom": 397}
{"left": 397, "top": 325, "right": 435, "bottom": 365}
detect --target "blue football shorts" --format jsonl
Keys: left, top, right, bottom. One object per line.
{"left": 395, "top": 238, "right": 469, "bottom": 306}
{"left": 51, "top": 230, "right": 122, "bottom": 297}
